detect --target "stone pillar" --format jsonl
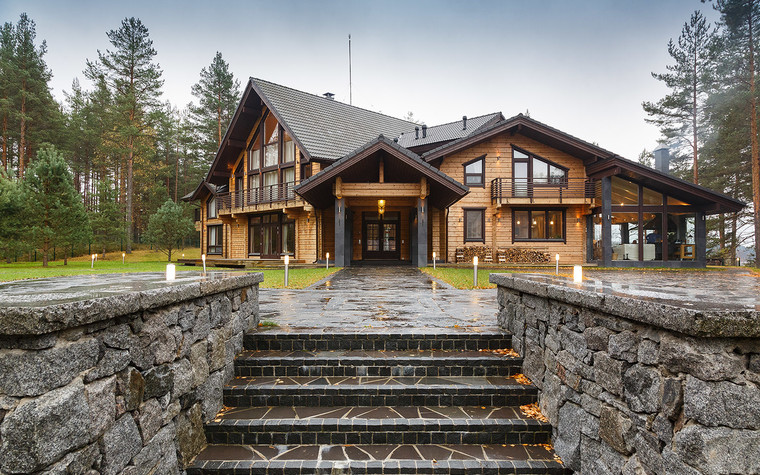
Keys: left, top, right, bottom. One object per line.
{"left": 416, "top": 198, "right": 428, "bottom": 267}
{"left": 601, "top": 176, "right": 612, "bottom": 266}
{"left": 334, "top": 197, "right": 347, "bottom": 267}
{"left": 696, "top": 210, "right": 706, "bottom": 264}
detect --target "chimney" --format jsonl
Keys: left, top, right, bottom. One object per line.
{"left": 421, "top": 124, "right": 427, "bottom": 138}
{"left": 462, "top": 116, "right": 467, "bottom": 130}
{"left": 323, "top": 92, "right": 335, "bottom": 100}
{"left": 653, "top": 146, "right": 670, "bottom": 174}
{"left": 415, "top": 126, "right": 420, "bottom": 139}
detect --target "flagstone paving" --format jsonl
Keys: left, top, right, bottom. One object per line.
{"left": 188, "top": 266, "right": 568, "bottom": 474}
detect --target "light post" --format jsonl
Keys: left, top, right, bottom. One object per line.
{"left": 122, "top": 252, "right": 125, "bottom": 264}
{"left": 555, "top": 254, "right": 560, "bottom": 275}
{"left": 433, "top": 251, "right": 436, "bottom": 270}
{"left": 166, "top": 264, "right": 176, "bottom": 281}
{"left": 326, "top": 252, "right": 330, "bottom": 269}
{"left": 573, "top": 265, "right": 583, "bottom": 283}
{"left": 201, "top": 254, "right": 206, "bottom": 274}
{"left": 284, "top": 255, "right": 290, "bottom": 287}
{"left": 91, "top": 254, "right": 95, "bottom": 269}
{"left": 473, "top": 256, "right": 478, "bottom": 287}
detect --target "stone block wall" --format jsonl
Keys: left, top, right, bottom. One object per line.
{"left": 490, "top": 273, "right": 760, "bottom": 474}
{"left": 0, "top": 273, "right": 262, "bottom": 474}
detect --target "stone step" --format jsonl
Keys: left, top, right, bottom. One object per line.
{"left": 234, "top": 349, "right": 521, "bottom": 377}
{"left": 223, "top": 376, "right": 537, "bottom": 408}
{"left": 205, "top": 409, "right": 550, "bottom": 445}
{"left": 188, "top": 444, "right": 569, "bottom": 474}
{"left": 245, "top": 330, "right": 512, "bottom": 351}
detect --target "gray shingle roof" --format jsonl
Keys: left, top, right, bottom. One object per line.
{"left": 251, "top": 78, "right": 418, "bottom": 161}
{"left": 396, "top": 113, "right": 502, "bottom": 148}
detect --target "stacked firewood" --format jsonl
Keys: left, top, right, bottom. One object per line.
{"left": 498, "top": 248, "right": 551, "bottom": 263}
{"left": 459, "top": 246, "right": 491, "bottom": 262}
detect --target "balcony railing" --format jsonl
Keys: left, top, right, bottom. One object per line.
{"left": 491, "top": 177, "right": 596, "bottom": 204}
{"left": 216, "top": 180, "right": 301, "bottom": 213}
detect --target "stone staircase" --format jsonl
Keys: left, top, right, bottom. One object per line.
{"left": 187, "top": 330, "right": 568, "bottom": 474}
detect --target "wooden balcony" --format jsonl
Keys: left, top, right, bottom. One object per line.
{"left": 491, "top": 177, "right": 596, "bottom": 206}
{"left": 216, "top": 180, "right": 304, "bottom": 215}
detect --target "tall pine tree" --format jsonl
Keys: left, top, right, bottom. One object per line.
{"left": 189, "top": 52, "right": 240, "bottom": 164}
{"left": 643, "top": 10, "right": 716, "bottom": 184}
{"left": 85, "top": 17, "right": 163, "bottom": 253}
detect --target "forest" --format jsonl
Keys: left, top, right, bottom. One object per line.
{"left": 0, "top": 1, "right": 759, "bottom": 266}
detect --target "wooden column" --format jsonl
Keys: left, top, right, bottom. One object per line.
{"left": 416, "top": 197, "right": 428, "bottom": 267}
{"left": 601, "top": 176, "right": 612, "bottom": 267}
{"left": 334, "top": 197, "right": 347, "bottom": 267}
{"left": 696, "top": 211, "right": 706, "bottom": 265}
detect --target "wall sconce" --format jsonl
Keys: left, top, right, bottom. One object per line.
{"left": 378, "top": 199, "right": 385, "bottom": 216}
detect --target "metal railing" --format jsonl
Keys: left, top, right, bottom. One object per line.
{"left": 491, "top": 177, "right": 596, "bottom": 203}
{"left": 216, "top": 180, "right": 301, "bottom": 213}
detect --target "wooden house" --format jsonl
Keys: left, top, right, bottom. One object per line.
{"left": 184, "top": 78, "right": 744, "bottom": 268}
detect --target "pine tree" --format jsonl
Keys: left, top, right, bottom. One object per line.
{"left": 0, "top": 169, "right": 26, "bottom": 262}
{"left": 189, "top": 52, "right": 240, "bottom": 164}
{"left": 90, "top": 178, "right": 124, "bottom": 257}
{"left": 85, "top": 17, "right": 163, "bottom": 254}
{"left": 0, "top": 22, "right": 15, "bottom": 173}
{"left": 24, "top": 146, "right": 90, "bottom": 267}
{"left": 144, "top": 199, "right": 194, "bottom": 261}
{"left": 643, "top": 10, "right": 716, "bottom": 184}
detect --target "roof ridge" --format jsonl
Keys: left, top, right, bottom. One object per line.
{"left": 250, "top": 77, "right": 418, "bottom": 127}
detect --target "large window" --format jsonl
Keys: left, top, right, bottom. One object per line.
{"left": 512, "top": 147, "right": 568, "bottom": 196}
{"left": 463, "top": 155, "right": 485, "bottom": 187}
{"left": 513, "top": 209, "right": 564, "bottom": 241}
{"left": 207, "top": 225, "right": 223, "bottom": 255}
{"left": 263, "top": 113, "right": 279, "bottom": 168}
{"left": 464, "top": 208, "right": 485, "bottom": 242}
{"left": 207, "top": 195, "right": 217, "bottom": 219}
{"left": 248, "top": 213, "right": 295, "bottom": 257}
{"left": 248, "top": 128, "right": 261, "bottom": 171}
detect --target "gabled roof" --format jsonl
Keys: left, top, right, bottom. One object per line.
{"left": 422, "top": 113, "right": 617, "bottom": 163}
{"left": 396, "top": 113, "right": 503, "bottom": 148}
{"left": 295, "top": 135, "right": 469, "bottom": 209}
{"left": 183, "top": 181, "right": 226, "bottom": 202}
{"left": 251, "top": 78, "right": 417, "bottom": 161}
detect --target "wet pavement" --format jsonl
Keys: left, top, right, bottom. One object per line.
{"left": 259, "top": 266, "right": 498, "bottom": 332}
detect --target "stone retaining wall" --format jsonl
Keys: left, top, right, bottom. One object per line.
{"left": 490, "top": 273, "right": 760, "bottom": 474}
{"left": 0, "top": 273, "right": 262, "bottom": 474}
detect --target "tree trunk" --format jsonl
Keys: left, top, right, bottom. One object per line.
{"left": 126, "top": 137, "right": 134, "bottom": 254}
{"left": 719, "top": 214, "right": 726, "bottom": 250}
{"left": 731, "top": 211, "right": 738, "bottom": 264}
{"left": 692, "top": 47, "right": 699, "bottom": 185}
{"left": 1, "top": 113, "right": 7, "bottom": 172}
{"left": 19, "top": 82, "right": 26, "bottom": 179}
{"left": 749, "top": 11, "right": 760, "bottom": 269}
{"left": 42, "top": 237, "right": 49, "bottom": 267}
{"left": 168, "top": 248, "right": 172, "bottom": 262}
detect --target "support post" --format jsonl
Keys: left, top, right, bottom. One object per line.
{"left": 601, "top": 176, "right": 612, "bottom": 267}
{"left": 334, "top": 197, "right": 346, "bottom": 267}
{"left": 416, "top": 197, "right": 428, "bottom": 268}
{"left": 696, "top": 211, "right": 706, "bottom": 265}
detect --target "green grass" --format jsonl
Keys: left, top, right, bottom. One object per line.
{"left": 0, "top": 248, "right": 339, "bottom": 289}
{"left": 421, "top": 267, "right": 505, "bottom": 289}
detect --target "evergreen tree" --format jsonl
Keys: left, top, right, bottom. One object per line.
{"left": 90, "top": 178, "right": 124, "bottom": 257}
{"left": 0, "top": 22, "right": 15, "bottom": 173}
{"left": 643, "top": 10, "right": 716, "bottom": 184}
{"left": 0, "top": 170, "right": 26, "bottom": 263}
{"left": 24, "top": 146, "right": 90, "bottom": 267}
{"left": 144, "top": 199, "right": 194, "bottom": 261}
{"left": 85, "top": 17, "right": 163, "bottom": 254}
{"left": 189, "top": 52, "right": 240, "bottom": 164}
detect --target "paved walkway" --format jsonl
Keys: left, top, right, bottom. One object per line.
{"left": 259, "top": 266, "right": 499, "bottom": 332}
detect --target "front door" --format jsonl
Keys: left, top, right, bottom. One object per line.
{"left": 261, "top": 214, "right": 280, "bottom": 259}
{"left": 363, "top": 212, "right": 400, "bottom": 260}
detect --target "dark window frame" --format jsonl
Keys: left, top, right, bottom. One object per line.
{"left": 463, "top": 155, "right": 486, "bottom": 188}
{"left": 512, "top": 145, "right": 569, "bottom": 187}
{"left": 463, "top": 207, "right": 486, "bottom": 243}
{"left": 247, "top": 119, "right": 264, "bottom": 172}
{"left": 207, "top": 224, "right": 223, "bottom": 255}
{"left": 512, "top": 208, "right": 566, "bottom": 243}
{"left": 206, "top": 195, "right": 217, "bottom": 219}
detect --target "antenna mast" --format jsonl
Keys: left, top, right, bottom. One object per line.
{"left": 348, "top": 34, "right": 352, "bottom": 105}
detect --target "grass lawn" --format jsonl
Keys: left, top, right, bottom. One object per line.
{"left": 0, "top": 248, "right": 339, "bottom": 289}
{"left": 421, "top": 267, "right": 505, "bottom": 289}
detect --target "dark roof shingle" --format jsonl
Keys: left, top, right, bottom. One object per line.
{"left": 396, "top": 113, "right": 502, "bottom": 148}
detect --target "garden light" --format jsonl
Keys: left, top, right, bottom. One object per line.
{"left": 284, "top": 255, "right": 290, "bottom": 287}
{"left": 573, "top": 265, "right": 583, "bottom": 283}
{"left": 473, "top": 256, "right": 478, "bottom": 287}
{"left": 166, "top": 264, "right": 176, "bottom": 281}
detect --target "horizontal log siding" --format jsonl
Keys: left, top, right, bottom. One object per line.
{"left": 439, "top": 132, "right": 587, "bottom": 264}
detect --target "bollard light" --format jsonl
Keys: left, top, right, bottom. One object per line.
{"left": 122, "top": 252, "right": 125, "bottom": 264}
{"left": 166, "top": 264, "right": 176, "bottom": 281}
{"left": 573, "top": 265, "right": 583, "bottom": 283}
{"left": 201, "top": 254, "right": 207, "bottom": 274}
{"left": 284, "top": 255, "right": 290, "bottom": 287}
{"left": 433, "top": 251, "right": 436, "bottom": 270}
{"left": 473, "top": 255, "right": 479, "bottom": 287}
{"left": 555, "top": 253, "right": 560, "bottom": 275}
{"left": 91, "top": 254, "right": 95, "bottom": 268}
{"left": 326, "top": 252, "right": 330, "bottom": 269}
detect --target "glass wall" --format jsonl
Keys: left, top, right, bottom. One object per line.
{"left": 611, "top": 213, "right": 638, "bottom": 260}
{"left": 667, "top": 213, "right": 696, "bottom": 260}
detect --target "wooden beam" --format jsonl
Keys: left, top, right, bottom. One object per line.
{"left": 379, "top": 159, "right": 384, "bottom": 183}
{"left": 340, "top": 183, "right": 420, "bottom": 197}
{"left": 334, "top": 177, "right": 343, "bottom": 199}
{"left": 420, "top": 177, "right": 428, "bottom": 199}
{"left": 226, "top": 139, "right": 246, "bottom": 148}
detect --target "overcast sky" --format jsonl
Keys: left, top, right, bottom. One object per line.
{"left": 2, "top": 0, "right": 719, "bottom": 160}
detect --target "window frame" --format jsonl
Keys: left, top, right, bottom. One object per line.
{"left": 512, "top": 208, "right": 566, "bottom": 243}
{"left": 207, "top": 195, "right": 217, "bottom": 219}
{"left": 512, "top": 145, "right": 569, "bottom": 187}
{"left": 463, "top": 155, "right": 486, "bottom": 188}
{"left": 207, "top": 224, "right": 223, "bottom": 255}
{"left": 463, "top": 207, "right": 486, "bottom": 243}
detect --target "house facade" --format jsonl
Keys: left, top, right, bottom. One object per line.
{"left": 185, "top": 78, "right": 744, "bottom": 268}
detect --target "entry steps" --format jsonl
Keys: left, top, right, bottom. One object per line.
{"left": 188, "top": 330, "right": 568, "bottom": 474}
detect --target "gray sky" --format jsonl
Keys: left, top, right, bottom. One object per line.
{"left": 2, "top": 0, "right": 718, "bottom": 160}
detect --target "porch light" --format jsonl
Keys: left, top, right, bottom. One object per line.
{"left": 555, "top": 254, "right": 560, "bottom": 275}
{"left": 573, "top": 265, "right": 583, "bottom": 283}
{"left": 284, "top": 255, "right": 289, "bottom": 287}
{"left": 166, "top": 264, "right": 176, "bottom": 281}
{"left": 378, "top": 199, "right": 386, "bottom": 216}
{"left": 516, "top": 220, "right": 520, "bottom": 225}
{"left": 473, "top": 256, "right": 478, "bottom": 287}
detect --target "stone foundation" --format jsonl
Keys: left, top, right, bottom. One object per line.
{"left": 0, "top": 272, "right": 262, "bottom": 474}
{"left": 490, "top": 273, "right": 760, "bottom": 474}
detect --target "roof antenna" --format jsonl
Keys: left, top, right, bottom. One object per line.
{"left": 348, "top": 34, "right": 353, "bottom": 105}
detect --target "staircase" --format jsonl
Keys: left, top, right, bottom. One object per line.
{"left": 187, "top": 330, "right": 568, "bottom": 474}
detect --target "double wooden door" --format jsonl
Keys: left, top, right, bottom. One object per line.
{"left": 362, "top": 212, "right": 400, "bottom": 260}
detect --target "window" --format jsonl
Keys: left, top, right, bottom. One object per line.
{"left": 283, "top": 131, "right": 295, "bottom": 164}
{"left": 207, "top": 224, "right": 223, "bottom": 254}
{"left": 512, "top": 147, "right": 568, "bottom": 191}
{"left": 207, "top": 195, "right": 217, "bottom": 219}
{"left": 263, "top": 113, "right": 279, "bottom": 168}
{"left": 464, "top": 208, "right": 485, "bottom": 242}
{"left": 513, "top": 209, "right": 565, "bottom": 241}
{"left": 248, "top": 128, "right": 261, "bottom": 171}
{"left": 282, "top": 167, "right": 295, "bottom": 199}
{"left": 248, "top": 216, "right": 261, "bottom": 256}
{"left": 248, "top": 173, "right": 260, "bottom": 204}
{"left": 463, "top": 156, "right": 486, "bottom": 187}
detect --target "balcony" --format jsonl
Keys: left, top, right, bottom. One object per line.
{"left": 216, "top": 180, "right": 302, "bottom": 215}
{"left": 491, "top": 177, "right": 596, "bottom": 206}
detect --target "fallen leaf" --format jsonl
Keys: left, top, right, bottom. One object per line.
{"left": 511, "top": 373, "right": 533, "bottom": 385}
{"left": 520, "top": 402, "right": 548, "bottom": 422}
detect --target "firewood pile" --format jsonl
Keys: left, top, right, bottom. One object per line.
{"left": 457, "top": 246, "right": 492, "bottom": 262}
{"left": 498, "top": 248, "right": 550, "bottom": 263}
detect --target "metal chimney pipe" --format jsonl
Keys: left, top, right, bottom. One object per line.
{"left": 462, "top": 116, "right": 467, "bottom": 130}
{"left": 653, "top": 146, "right": 670, "bottom": 174}
{"left": 415, "top": 126, "right": 419, "bottom": 139}
{"left": 422, "top": 124, "right": 427, "bottom": 138}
